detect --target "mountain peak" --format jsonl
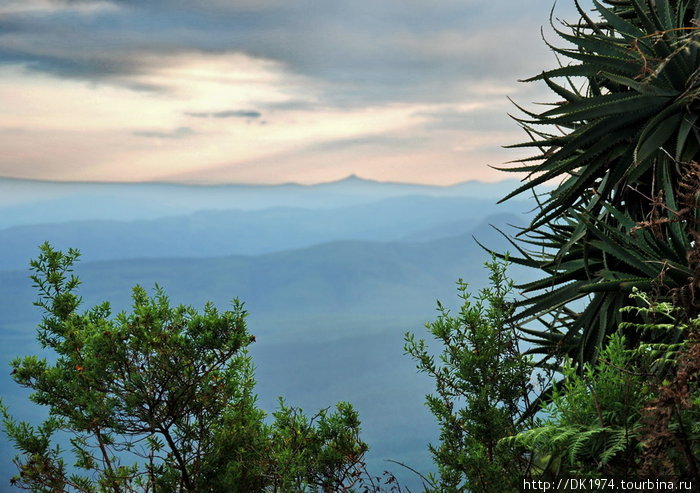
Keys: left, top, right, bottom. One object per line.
{"left": 337, "top": 174, "right": 368, "bottom": 183}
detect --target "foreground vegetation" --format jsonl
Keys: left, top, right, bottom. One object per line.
{"left": 2, "top": 0, "right": 699, "bottom": 491}
{"left": 3, "top": 244, "right": 375, "bottom": 492}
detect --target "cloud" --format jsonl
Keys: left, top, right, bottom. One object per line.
{"left": 0, "top": 0, "right": 118, "bottom": 15}
{"left": 0, "top": 0, "right": 594, "bottom": 106}
{"left": 0, "top": 0, "right": 599, "bottom": 185}
{"left": 306, "top": 134, "right": 429, "bottom": 153}
{"left": 414, "top": 106, "right": 516, "bottom": 133}
{"left": 185, "top": 109, "right": 262, "bottom": 119}
{"left": 132, "top": 126, "right": 195, "bottom": 139}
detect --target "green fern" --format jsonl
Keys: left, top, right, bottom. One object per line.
{"left": 507, "top": 332, "right": 650, "bottom": 477}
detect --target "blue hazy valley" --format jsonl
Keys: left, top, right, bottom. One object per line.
{"left": 0, "top": 176, "right": 534, "bottom": 489}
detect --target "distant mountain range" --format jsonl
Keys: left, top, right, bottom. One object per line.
{"left": 0, "top": 195, "right": 530, "bottom": 270}
{"left": 0, "top": 176, "right": 526, "bottom": 227}
{"left": 0, "top": 213, "right": 525, "bottom": 334}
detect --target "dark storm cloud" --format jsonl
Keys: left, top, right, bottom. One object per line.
{"left": 0, "top": 10, "right": 177, "bottom": 91}
{"left": 185, "top": 110, "right": 262, "bottom": 119}
{"left": 132, "top": 126, "right": 195, "bottom": 139}
{"left": 0, "top": 0, "right": 593, "bottom": 106}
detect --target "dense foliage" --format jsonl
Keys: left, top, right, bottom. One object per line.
{"left": 511, "top": 331, "right": 651, "bottom": 477}
{"left": 509, "top": 290, "right": 700, "bottom": 479}
{"left": 404, "top": 258, "right": 538, "bottom": 492}
{"left": 1, "top": 243, "right": 370, "bottom": 492}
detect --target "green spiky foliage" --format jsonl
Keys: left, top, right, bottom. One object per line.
{"left": 499, "top": 0, "right": 700, "bottom": 365}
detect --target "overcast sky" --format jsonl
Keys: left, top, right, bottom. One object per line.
{"left": 0, "top": 0, "right": 593, "bottom": 185}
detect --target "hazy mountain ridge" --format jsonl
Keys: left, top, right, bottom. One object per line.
{"left": 0, "top": 213, "right": 523, "bottom": 330}
{"left": 0, "top": 195, "right": 530, "bottom": 270}
{"left": 0, "top": 176, "right": 523, "bottom": 228}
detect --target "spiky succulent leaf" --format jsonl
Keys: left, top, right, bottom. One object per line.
{"left": 500, "top": 0, "right": 699, "bottom": 366}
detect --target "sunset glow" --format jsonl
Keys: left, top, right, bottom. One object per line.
{"left": 0, "top": 0, "right": 587, "bottom": 185}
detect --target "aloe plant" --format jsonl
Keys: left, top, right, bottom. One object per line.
{"left": 500, "top": 0, "right": 700, "bottom": 364}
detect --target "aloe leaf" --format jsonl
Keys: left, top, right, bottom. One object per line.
{"left": 654, "top": 0, "right": 676, "bottom": 32}
{"left": 529, "top": 154, "right": 618, "bottom": 230}
{"left": 577, "top": 278, "right": 651, "bottom": 292}
{"left": 629, "top": 0, "right": 658, "bottom": 34}
{"left": 552, "top": 26, "right": 631, "bottom": 58}
{"left": 519, "top": 268, "right": 601, "bottom": 292}
{"left": 592, "top": 0, "right": 646, "bottom": 39}
{"left": 660, "top": 160, "right": 691, "bottom": 255}
{"left": 548, "top": 48, "right": 642, "bottom": 77}
{"left": 634, "top": 110, "right": 684, "bottom": 165}
{"left": 542, "top": 75, "right": 583, "bottom": 102}
{"left": 498, "top": 157, "right": 580, "bottom": 204}
{"left": 539, "top": 94, "right": 667, "bottom": 124}
{"left": 575, "top": 0, "right": 603, "bottom": 35}
{"left": 598, "top": 71, "right": 678, "bottom": 96}
{"left": 516, "top": 281, "right": 589, "bottom": 321}
{"left": 522, "top": 64, "right": 612, "bottom": 82}
{"left": 676, "top": 113, "right": 699, "bottom": 162}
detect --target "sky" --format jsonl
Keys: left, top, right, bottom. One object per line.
{"left": 0, "top": 0, "right": 592, "bottom": 185}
